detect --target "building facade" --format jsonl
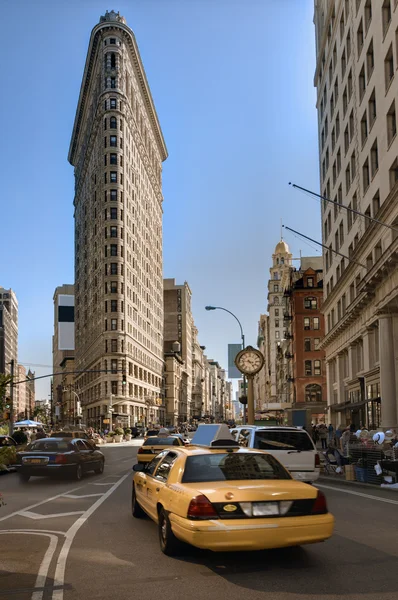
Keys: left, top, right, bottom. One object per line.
{"left": 52, "top": 285, "right": 75, "bottom": 426}
{"left": 69, "top": 11, "right": 167, "bottom": 429}
{"left": 314, "top": 0, "right": 398, "bottom": 428}
{"left": 283, "top": 263, "right": 327, "bottom": 424}
{"left": 0, "top": 287, "right": 18, "bottom": 376}
{"left": 267, "top": 241, "right": 294, "bottom": 410}
{"left": 163, "top": 279, "right": 193, "bottom": 420}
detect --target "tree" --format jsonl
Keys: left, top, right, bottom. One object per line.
{"left": 0, "top": 374, "right": 12, "bottom": 414}
{"left": 33, "top": 405, "right": 50, "bottom": 426}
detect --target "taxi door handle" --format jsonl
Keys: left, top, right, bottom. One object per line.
{"left": 156, "top": 487, "right": 160, "bottom": 492}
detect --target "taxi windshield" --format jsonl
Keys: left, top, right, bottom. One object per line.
{"left": 181, "top": 452, "right": 291, "bottom": 483}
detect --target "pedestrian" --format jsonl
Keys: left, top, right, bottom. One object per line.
{"left": 312, "top": 425, "right": 319, "bottom": 444}
{"left": 335, "top": 425, "right": 343, "bottom": 443}
{"left": 318, "top": 424, "right": 328, "bottom": 450}
{"left": 328, "top": 423, "right": 334, "bottom": 443}
{"left": 35, "top": 428, "right": 47, "bottom": 440}
{"left": 340, "top": 426, "right": 358, "bottom": 456}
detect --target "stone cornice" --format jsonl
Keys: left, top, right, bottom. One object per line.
{"left": 69, "top": 20, "right": 168, "bottom": 166}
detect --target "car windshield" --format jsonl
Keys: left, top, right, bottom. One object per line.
{"left": 181, "top": 452, "right": 291, "bottom": 483}
{"left": 254, "top": 430, "right": 314, "bottom": 451}
{"left": 26, "top": 440, "right": 71, "bottom": 452}
{"left": 146, "top": 430, "right": 160, "bottom": 437}
{"left": 143, "top": 437, "right": 180, "bottom": 446}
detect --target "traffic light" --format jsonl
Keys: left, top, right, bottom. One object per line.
{"left": 122, "top": 372, "right": 126, "bottom": 386}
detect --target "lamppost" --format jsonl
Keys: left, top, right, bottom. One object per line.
{"left": 205, "top": 306, "right": 247, "bottom": 424}
{"left": 62, "top": 385, "right": 81, "bottom": 427}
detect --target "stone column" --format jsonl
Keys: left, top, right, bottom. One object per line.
{"left": 362, "top": 328, "right": 374, "bottom": 373}
{"left": 348, "top": 344, "right": 356, "bottom": 380}
{"left": 379, "top": 315, "right": 398, "bottom": 428}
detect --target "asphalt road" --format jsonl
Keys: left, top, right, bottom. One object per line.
{"left": 1, "top": 444, "right": 398, "bottom": 600}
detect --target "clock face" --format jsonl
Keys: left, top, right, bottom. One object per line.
{"left": 236, "top": 350, "right": 264, "bottom": 375}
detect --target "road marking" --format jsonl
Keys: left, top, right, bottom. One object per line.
{"left": 20, "top": 511, "right": 85, "bottom": 520}
{"left": 52, "top": 472, "right": 130, "bottom": 600}
{"left": 0, "top": 531, "right": 58, "bottom": 600}
{"left": 317, "top": 483, "right": 398, "bottom": 505}
{"left": 0, "top": 528, "right": 65, "bottom": 535}
{"left": 0, "top": 484, "right": 86, "bottom": 522}
{"left": 92, "top": 482, "right": 114, "bottom": 486}
{"left": 62, "top": 493, "right": 103, "bottom": 499}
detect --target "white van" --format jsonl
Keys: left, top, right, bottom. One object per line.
{"left": 230, "top": 426, "right": 320, "bottom": 483}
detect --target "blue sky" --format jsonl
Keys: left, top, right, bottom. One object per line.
{"left": 1, "top": 0, "right": 321, "bottom": 399}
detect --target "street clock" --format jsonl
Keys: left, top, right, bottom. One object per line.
{"left": 234, "top": 346, "right": 265, "bottom": 376}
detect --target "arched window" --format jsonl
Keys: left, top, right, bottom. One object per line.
{"left": 305, "top": 384, "right": 322, "bottom": 403}
{"left": 110, "top": 117, "right": 117, "bottom": 129}
{"left": 281, "top": 257, "right": 285, "bottom": 264}
{"left": 304, "top": 297, "right": 318, "bottom": 309}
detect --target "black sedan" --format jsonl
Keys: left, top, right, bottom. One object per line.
{"left": 16, "top": 437, "right": 105, "bottom": 482}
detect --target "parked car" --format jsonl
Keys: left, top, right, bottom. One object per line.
{"left": 16, "top": 437, "right": 105, "bottom": 482}
{"left": 229, "top": 426, "right": 320, "bottom": 483}
{"left": 137, "top": 436, "right": 184, "bottom": 463}
{"left": 0, "top": 435, "right": 17, "bottom": 447}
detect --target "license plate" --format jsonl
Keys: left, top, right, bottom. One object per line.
{"left": 27, "top": 458, "right": 44, "bottom": 464}
{"left": 252, "top": 502, "right": 279, "bottom": 516}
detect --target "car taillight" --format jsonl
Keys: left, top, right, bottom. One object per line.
{"left": 138, "top": 447, "right": 144, "bottom": 454}
{"left": 55, "top": 455, "right": 67, "bottom": 464}
{"left": 312, "top": 490, "right": 328, "bottom": 515}
{"left": 315, "top": 453, "right": 320, "bottom": 468}
{"left": 187, "top": 495, "right": 218, "bottom": 520}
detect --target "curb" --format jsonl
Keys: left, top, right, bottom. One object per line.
{"left": 318, "top": 475, "right": 396, "bottom": 491}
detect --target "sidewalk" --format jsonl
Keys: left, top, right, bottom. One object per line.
{"left": 318, "top": 473, "right": 398, "bottom": 492}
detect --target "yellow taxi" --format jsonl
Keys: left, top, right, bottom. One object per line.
{"left": 137, "top": 435, "right": 184, "bottom": 463}
{"left": 131, "top": 424, "right": 334, "bottom": 555}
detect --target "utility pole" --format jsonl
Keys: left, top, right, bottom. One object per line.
{"left": 9, "top": 359, "right": 15, "bottom": 436}
{"left": 108, "top": 393, "right": 113, "bottom": 433}
{"left": 50, "top": 379, "right": 54, "bottom": 428}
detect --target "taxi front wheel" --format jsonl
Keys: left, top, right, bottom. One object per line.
{"left": 158, "top": 508, "right": 183, "bottom": 556}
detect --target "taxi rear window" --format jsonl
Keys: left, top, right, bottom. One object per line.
{"left": 181, "top": 453, "right": 291, "bottom": 483}
{"left": 254, "top": 431, "right": 314, "bottom": 451}
{"left": 146, "top": 430, "right": 160, "bottom": 437}
{"left": 143, "top": 437, "right": 180, "bottom": 446}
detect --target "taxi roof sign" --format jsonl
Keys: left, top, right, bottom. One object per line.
{"left": 190, "top": 424, "right": 240, "bottom": 448}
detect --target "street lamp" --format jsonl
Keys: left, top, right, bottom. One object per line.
{"left": 204, "top": 305, "right": 247, "bottom": 424}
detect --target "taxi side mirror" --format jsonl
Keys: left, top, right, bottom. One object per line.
{"left": 132, "top": 463, "right": 146, "bottom": 472}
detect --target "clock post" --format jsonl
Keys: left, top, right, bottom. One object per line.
{"left": 234, "top": 346, "right": 265, "bottom": 426}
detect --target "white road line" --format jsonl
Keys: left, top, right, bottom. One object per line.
{"left": 317, "top": 483, "right": 398, "bottom": 505}
{"left": 62, "top": 493, "right": 103, "bottom": 499}
{"left": 0, "top": 531, "right": 58, "bottom": 600}
{"left": 52, "top": 472, "right": 130, "bottom": 600}
{"left": 0, "top": 484, "right": 86, "bottom": 522}
{"left": 20, "top": 510, "right": 85, "bottom": 520}
{"left": 0, "top": 528, "right": 65, "bottom": 535}
{"left": 92, "top": 482, "right": 114, "bottom": 486}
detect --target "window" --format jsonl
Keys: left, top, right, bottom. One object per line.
{"left": 339, "top": 221, "right": 344, "bottom": 246}
{"left": 110, "top": 263, "right": 117, "bottom": 275}
{"left": 110, "top": 135, "right": 117, "bottom": 147}
{"left": 314, "top": 360, "right": 322, "bottom": 376}
{"left": 382, "top": 0, "right": 392, "bottom": 38}
{"left": 304, "top": 297, "right": 318, "bottom": 309}
{"left": 304, "top": 317, "right": 310, "bottom": 330}
{"left": 110, "top": 190, "right": 117, "bottom": 201}
{"left": 275, "top": 331, "right": 280, "bottom": 340}
{"left": 387, "top": 100, "right": 397, "bottom": 145}
{"left": 275, "top": 308, "right": 279, "bottom": 316}
{"left": 155, "top": 452, "right": 178, "bottom": 481}
{"left": 110, "top": 78, "right": 116, "bottom": 89}
{"left": 366, "top": 40, "right": 374, "bottom": 79}
{"left": 371, "top": 140, "right": 379, "bottom": 177}
{"left": 305, "top": 360, "right": 312, "bottom": 376}
{"left": 359, "top": 64, "right": 366, "bottom": 100}
{"left": 110, "top": 116, "right": 117, "bottom": 129}
{"left": 110, "top": 226, "right": 117, "bottom": 238}
{"left": 110, "top": 244, "right": 117, "bottom": 256}
{"left": 313, "top": 317, "right": 320, "bottom": 330}
{"left": 363, "top": 158, "right": 370, "bottom": 191}
{"left": 373, "top": 190, "right": 380, "bottom": 216}
{"left": 110, "top": 172, "right": 117, "bottom": 183}
{"left": 314, "top": 338, "right": 320, "bottom": 350}
{"left": 111, "top": 300, "right": 117, "bottom": 312}
{"left": 365, "top": 0, "right": 372, "bottom": 31}
{"left": 305, "top": 384, "right": 322, "bottom": 403}
{"left": 385, "top": 44, "right": 394, "bottom": 90}
{"left": 111, "top": 381, "right": 118, "bottom": 395}
{"left": 111, "top": 359, "right": 118, "bottom": 374}
{"left": 110, "top": 153, "right": 117, "bottom": 165}
{"left": 110, "top": 38, "right": 116, "bottom": 44}
{"left": 389, "top": 157, "right": 398, "bottom": 190}
{"left": 307, "top": 277, "right": 314, "bottom": 288}
{"left": 110, "top": 98, "right": 117, "bottom": 109}
{"left": 344, "top": 125, "right": 350, "bottom": 153}
{"left": 357, "top": 19, "right": 364, "bottom": 54}
{"left": 274, "top": 297, "right": 279, "bottom": 305}
{"left": 368, "top": 89, "right": 376, "bottom": 128}
{"left": 111, "top": 318, "right": 117, "bottom": 330}
{"left": 110, "top": 281, "right": 117, "bottom": 293}
{"left": 111, "top": 339, "right": 117, "bottom": 353}
{"left": 110, "top": 208, "right": 117, "bottom": 219}
{"left": 274, "top": 284, "right": 279, "bottom": 292}
{"left": 361, "top": 111, "right": 368, "bottom": 146}
{"left": 275, "top": 320, "right": 279, "bottom": 328}
{"left": 304, "top": 338, "right": 311, "bottom": 352}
